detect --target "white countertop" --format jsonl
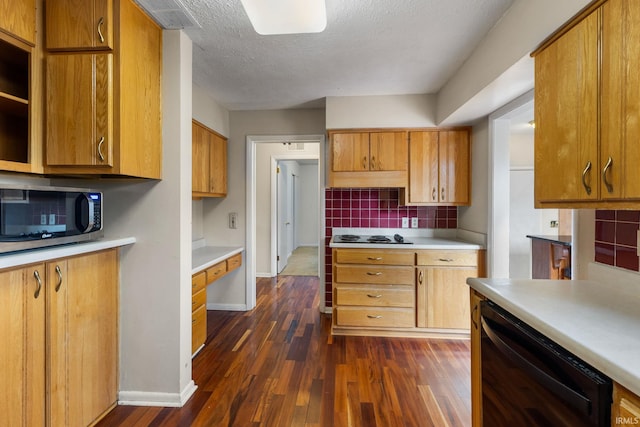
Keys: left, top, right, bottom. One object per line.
{"left": 0, "top": 237, "right": 136, "bottom": 269}
{"left": 467, "top": 277, "right": 640, "bottom": 396}
{"left": 329, "top": 235, "right": 483, "bottom": 250}
{"left": 192, "top": 245, "right": 244, "bottom": 275}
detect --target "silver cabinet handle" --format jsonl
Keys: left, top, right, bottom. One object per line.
{"left": 432, "top": 188, "right": 437, "bottom": 201}
{"left": 366, "top": 272, "right": 382, "bottom": 276}
{"left": 581, "top": 161, "right": 592, "bottom": 195}
{"left": 98, "top": 17, "right": 105, "bottom": 43}
{"left": 367, "top": 257, "right": 383, "bottom": 261}
{"left": 367, "top": 294, "right": 383, "bottom": 298}
{"left": 602, "top": 156, "right": 613, "bottom": 193}
{"left": 439, "top": 258, "right": 454, "bottom": 262}
{"left": 98, "top": 136, "right": 105, "bottom": 161}
{"left": 33, "top": 270, "right": 42, "bottom": 299}
{"left": 370, "top": 156, "right": 376, "bottom": 170}
{"left": 55, "top": 265, "right": 63, "bottom": 292}
{"left": 441, "top": 187, "right": 445, "bottom": 201}
{"left": 367, "top": 315, "right": 383, "bottom": 319}
{"left": 362, "top": 156, "right": 367, "bottom": 169}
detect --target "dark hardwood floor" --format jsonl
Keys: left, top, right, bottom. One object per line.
{"left": 97, "top": 275, "right": 471, "bottom": 426}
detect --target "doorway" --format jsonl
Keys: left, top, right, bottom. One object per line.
{"left": 246, "top": 135, "right": 325, "bottom": 311}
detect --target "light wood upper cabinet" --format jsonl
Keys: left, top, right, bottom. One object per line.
{"left": 404, "top": 129, "right": 470, "bottom": 205}
{"left": 46, "top": 0, "right": 114, "bottom": 50}
{"left": 533, "top": 0, "right": 640, "bottom": 207}
{"left": 46, "top": 53, "right": 113, "bottom": 167}
{"left": 328, "top": 130, "right": 408, "bottom": 188}
{"left": 45, "top": 0, "right": 162, "bottom": 178}
{"left": 0, "top": 264, "right": 46, "bottom": 427}
{"left": 0, "top": 0, "right": 36, "bottom": 45}
{"left": 192, "top": 119, "right": 228, "bottom": 198}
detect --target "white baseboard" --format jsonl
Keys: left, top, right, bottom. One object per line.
{"left": 256, "top": 272, "right": 273, "bottom": 278}
{"left": 206, "top": 302, "right": 249, "bottom": 311}
{"left": 118, "top": 381, "right": 197, "bottom": 407}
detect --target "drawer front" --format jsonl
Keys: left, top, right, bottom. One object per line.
{"left": 206, "top": 261, "right": 227, "bottom": 283}
{"left": 192, "top": 304, "right": 207, "bottom": 354}
{"left": 226, "top": 253, "right": 242, "bottom": 272}
{"left": 416, "top": 250, "right": 479, "bottom": 266}
{"left": 192, "top": 288, "right": 206, "bottom": 311}
{"left": 334, "top": 249, "right": 414, "bottom": 266}
{"left": 335, "top": 265, "right": 414, "bottom": 285}
{"left": 192, "top": 271, "right": 206, "bottom": 294}
{"left": 335, "top": 286, "right": 414, "bottom": 307}
{"left": 334, "top": 306, "right": 415, "bottom": 328}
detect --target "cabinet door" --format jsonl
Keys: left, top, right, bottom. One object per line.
{"left": 369, "top": 132, "right": 407, "bottom": 171}
{"left": 46, "top": 53, "right": 113, "bottom": 167}
{"left": 0, "top": 0, "right": 36, "bottom": 45}
{"left": 331, "top": 132, "right": 370, "bottom": 171}
{"left": 601, "top": 0, "right": 640, "bottom": 200}
{"left": 439, "top": 130, "right": 470, "bottom": 204}
{"left": 408, "top": 131, "right": 439, "bottom": 203}
{"left": 48, "top": 250, "right": 118, "bottom": 427}
{"left": 470, "top": 290, "right": 484, "bottom": 427}
{"left": 192, "top": 121, "right": 210, "bottom": 193}
{"left": 0, "top": 264, "right": 45, "bottom": 427}
{"left": 46, "top": 0, "right": 114, "bottom": 50}
{"left": 209, "top": 133, "right": 228, "bottom": 196}
{"left": 417, "top": 266, "right": 474, "bottom": 329}
{"left": 534, "top": 10, "right": 599, "bottom": 204}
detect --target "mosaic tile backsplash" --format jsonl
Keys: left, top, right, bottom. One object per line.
{"left": 324, "top": 188, "right": 458, "bottom": 307}
{"left": 595, "top": 210, "right": 640, "bottom": 272}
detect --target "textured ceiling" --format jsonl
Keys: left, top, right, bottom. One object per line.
{"left": 155, "top": 0, "right": 516, "bottom": 111}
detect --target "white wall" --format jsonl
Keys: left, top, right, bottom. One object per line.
{"left": 326, "top": 94, "right": 436, "bottom": 129}
{"left": 297, "top": 163, "right": 319, "bottom": 247}
{"left": 203, "top": 109, "right": 325, "bottom": 308}
{"left": 458, "top": 118, "right": 489, "bottom": 234}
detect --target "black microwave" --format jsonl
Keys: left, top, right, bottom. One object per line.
{"left": 0, "top": 185, "right": 103, "bottom": 254}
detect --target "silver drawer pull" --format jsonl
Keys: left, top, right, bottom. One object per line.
{"left": 439, "top": 258, "right": 454, "bottom": 262}
{"left": 367, "top": 315, "right": 383, "bottom": 319}
{"left": 366, "top": 272, "right": 382, "bottom": 276}
{"left": 367, "top": 257, "right": 383, "bottom": 261}
{"left": 367, "top": 294, "right": 383, "bottom": 298}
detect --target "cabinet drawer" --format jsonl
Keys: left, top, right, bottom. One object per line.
{"left": 192, "top": 288, "right": 206, "bottom": 311}
{"left": 335, "top": 265, "right": 414, "bottom": 285}
{"left": 334, "top": 249, "right": 414, "bottom": 266}
{"left": 335, "top": 286, "right": 414, "bottom": 307}
{"left": 206, "top": 261, "right": 227, "bottom": 283}
{"left": 226, "top": 253, "right": 242, "bottom": 272}
{"left": 416, "top": 250, "right": 479, "bottom": 266}
{"left": 192, "top": 304, "right": 206, "bottom": 354}
{"left": 334, "top": 307, "right": 415, "bottom": 328}
{"left": 192, "top": 271, "right": 206, "bottom": 294}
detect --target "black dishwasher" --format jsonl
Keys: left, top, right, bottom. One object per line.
{"left": 481, "top": 300, "right": 612, "bottom": 426}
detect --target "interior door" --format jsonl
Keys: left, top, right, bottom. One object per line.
{"left": 277, "top": 162, "right": 288, "bottom": 273}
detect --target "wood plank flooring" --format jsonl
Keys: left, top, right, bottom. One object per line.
{"left": 97, "top": 275, "right": 471, "bottom": 426}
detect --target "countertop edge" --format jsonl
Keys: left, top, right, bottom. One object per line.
{"left": 329, "top": 237, "right": 484, "bottom": 250}
{"left": 192, "top": 246, "right": 244, "bottom": 274}
{"left": 0, "top": 237, "right": 136, "bottom": 269}
{"left": 467, "top": 278, "right": 640, "bottom": 397}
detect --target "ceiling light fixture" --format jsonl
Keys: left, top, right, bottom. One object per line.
{"left": 240, "top": 0, "right": 327, "bottom": 35}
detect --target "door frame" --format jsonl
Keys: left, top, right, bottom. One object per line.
{"left": 246, "top": 135, "right": 325, "bottom": 311}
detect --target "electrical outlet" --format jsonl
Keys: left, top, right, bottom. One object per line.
{"left": 229, "top": 212, "right": 238, "bottom": 229}
{"left": 40, "top": 214, "right": 47, "bottom": 225}
{"left": 401, "top": 217, "right": 409, "bottom": 228}
{"left": 49, "top": 214, "right": 56, "bottom": 225}
{"left": 411, "top": 217, "right": 419, "bottom": 228}
{"left": 550, "top": 220, "right": 559, "bottom": 228}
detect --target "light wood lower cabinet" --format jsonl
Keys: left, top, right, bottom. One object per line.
{"left": 612, "top": 382, "right": 640, "bottom": 425}
{"left": 332, "top": 248, "right": 485, "bottom": 337}
{"left": 470, "top": 289, "right": 485, "bottom": 427}
{"left": 0, "top": 249, "right": 119, "bottom": 427}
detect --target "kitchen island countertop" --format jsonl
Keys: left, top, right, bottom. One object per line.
{"left": 467, "top": 276, "right": 640, "bottom": 396}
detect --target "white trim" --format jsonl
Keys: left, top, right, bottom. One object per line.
{"left": 246, "top": 134, "right": 326, "bottom": 312}
{"left": 118, "top": 381, "right": 197, "bottom": 407}
{"left": 271, "top": 154, "right": 320, "bottom": 276}
{"left": 206, "top": 302, "right": 248, "bottom": 311}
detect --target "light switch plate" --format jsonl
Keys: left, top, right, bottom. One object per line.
{"left": 229, "top": 212, "right": 238, "bottom": 229}
{"left": 401, "top": 217, "right": 409, "bottom": 228}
